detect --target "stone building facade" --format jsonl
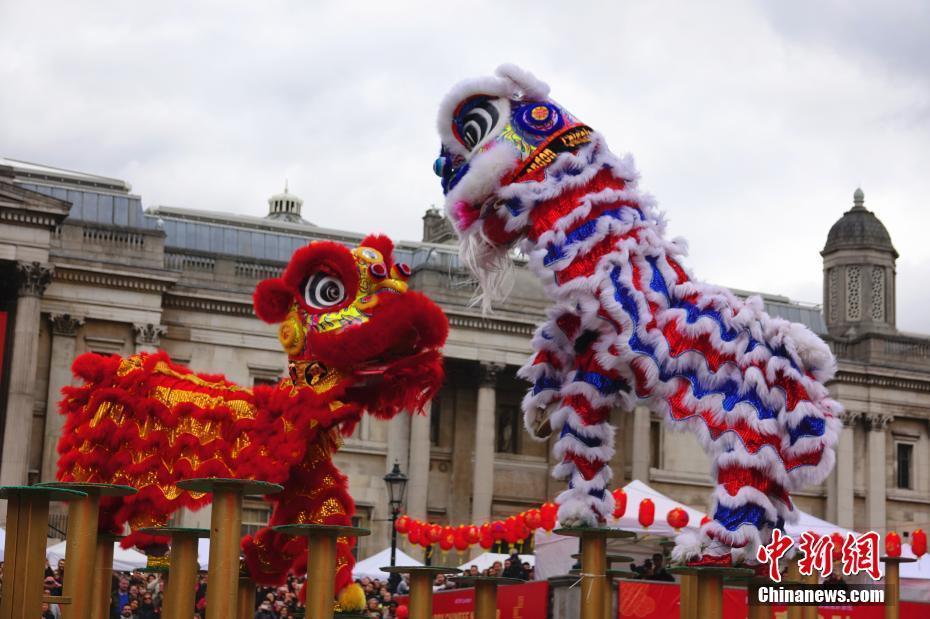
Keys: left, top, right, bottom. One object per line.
{"left": 0, "top": 158, "right": 927, "bottom": 558}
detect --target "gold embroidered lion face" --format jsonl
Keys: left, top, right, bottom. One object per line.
{"left": 253, "top": 235, "right": 448, "bottom": 385}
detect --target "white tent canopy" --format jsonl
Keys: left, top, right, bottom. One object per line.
{"left": 457, "top": 552, "right": 535, "bottom": 573}
{"left": 0, "top": 528, "right": 5, "bottom": 562}
{"left": 608, "top": 480, "right": 708, "bottom": 537}
{"left": 352, "top": 547, "right": 423, "bottom": 581}
{"left": 46, "top": 539, "right": 148, "bottom": 572}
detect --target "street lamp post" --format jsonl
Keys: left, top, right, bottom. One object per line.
{"left": 383, "top": 461, "right": 408, "bottom": 568}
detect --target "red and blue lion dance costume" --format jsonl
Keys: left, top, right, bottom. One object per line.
{"left": 55, "top": 235, "right": 448, "bottom": 609}
{"left": 434, "top": 65, "right": 841, "bottom": 566}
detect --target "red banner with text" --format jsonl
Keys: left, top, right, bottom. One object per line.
{"left": 618, "top": 581, "right": 928, "bottom": 619}
{"left": 397, "top": 581, "right": 548, "bottom": 619}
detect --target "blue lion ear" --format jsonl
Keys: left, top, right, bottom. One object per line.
{"left": 253, "top": 278, "right": 293, "bottom": 323}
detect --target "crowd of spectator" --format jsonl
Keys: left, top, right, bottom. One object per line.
{"left": 354, "top": 552, "right": 534, "bottom": 618}
{"left": 30, "top": 552, "right": 536, "bottom": 619}
{"left": 629, "top": 553, "right": 674, "bottom": 582}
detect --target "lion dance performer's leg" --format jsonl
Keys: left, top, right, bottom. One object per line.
{"left": 242, "top": 431, "right": 362, "bottom": 608}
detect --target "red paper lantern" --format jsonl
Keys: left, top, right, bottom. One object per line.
{"left": 491, "top": 520, "right": 506, "bottom": 542}
{"left": 428, "top": 524, "right": 443, "bottom": 544}
{"left": 541, "top": 502, "right": 558, "bottom": 520}
{"left": 886, "top": 531, "right": 902, "bottom": 558}
{"left": 407, "top": 522, "right": 421, "bottom": 546}
{"left": 454, "top": 527, "right": 469, "bottom": 552}
{"left": 395, "top": 515, "right": 410, "bottom": 534}
{"left": 504, "top": 516, "right": 520, "bottom": 544}
{"left": 700, "top": 515, "right": 711, "bottom": 527}
{"left": 638, "top": 498, "right": 655, "bottom": 529}
{"left": 830, "top": 532, "right": 845, "bottom": 560}
{"left": 667, "top": 507, "right": 689, "bottom": 531}
{"left": 466, "top": 525, "right": 480, "bottom": 545}
{"left": 524, "top": 509, "right": 542, "bottom": 530}
{"left": 440, "top": 532, "right": 454, "bottom": 552}
{"left": 912, "top": 529, "right": 927, "bottom": 558}
{"left": 396, "top": 605, "right": 409, "bottom": 619}
{"left": 612, "top": 488, "right": 627, "bottom": 519}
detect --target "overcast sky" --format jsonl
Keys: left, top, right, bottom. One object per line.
{"left": 2, "top": 1, "right": 928, "bottom": 331}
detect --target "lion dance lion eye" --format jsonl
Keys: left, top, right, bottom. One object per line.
{"left": 303, "top": 272, "right": 346, "bottom": 309}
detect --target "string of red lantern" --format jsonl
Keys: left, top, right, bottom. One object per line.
{"left": 398, "top": 503, "right": 930, "bottom": 560}
{"left": 394, "top": 496, "right": 705, "bottom": 554}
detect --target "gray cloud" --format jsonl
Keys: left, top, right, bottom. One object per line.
{"left": 1, "top": 0, "right": 928, "bottom": 331}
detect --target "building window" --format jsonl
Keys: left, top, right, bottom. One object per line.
{"left": 430, "top": 399, "right": 441, "bottom": 446}
{"left": 649, "top": 420, "right": 662, "bottom": 469}
{"left": 242, "top": 500, "right": 271, "bottom": 538}
{"left": 496, "top": 404, "right": 520, "bottom": 454}
{"left": 896, "top": 442, "right": 914, "bottom": 490}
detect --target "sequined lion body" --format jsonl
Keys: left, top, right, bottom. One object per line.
{"left": 57, "top": 235, "right": 448, "bottom": 603}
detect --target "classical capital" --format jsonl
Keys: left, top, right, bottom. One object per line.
{"left": 49, "top": 313, "right": 84, "bottom": 337}
{"left": 866, "top": 413, "right": 893, "bottom": 432}
{"left": 16, "top": 261, "right": 53, "bottom": 297}
{"left": 478, "top": 361, "right": 506, "bottom": 387}
{"left": 841, "top": 410, "right": 862, "bottom": 428}
{"left": 134, "top": 323, "right": 167, "bottom": 347}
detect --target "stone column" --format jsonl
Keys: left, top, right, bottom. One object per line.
{"left": 0, "top": 262, "right": 53, "bottom": 490}
{"left": 406, "top": 407, "right": 431, "bottom": 522}
{"left": 40, "top": 314, "right": 84, "bottom": 482}
{"left": 133, "top": 323, "right": 166, "bottom": 354}
{"left": 631, "top": 406, "right": 651, "bottom": 482}
{"left": 865, "top": 414, "right": 891, "bottom": 533}
{"left": 386, "top": 413, "right": 411, "bottom": 476}
{"left": 831, "top": 412, "right": 858, "bottom": 529}
{"left": 472, "top": 362, "right": 503, "bottom": 525}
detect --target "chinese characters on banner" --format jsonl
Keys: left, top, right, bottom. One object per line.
{"left": 757, "top": 530, "right": 883, "bottom": 582}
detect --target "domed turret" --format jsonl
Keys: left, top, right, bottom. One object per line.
{"left": 823, "top": 188, "right": 897, "bottom": 257}
{"left": 822, "top": 189, "right": 897, "bottom": 336}
{"left": 266, "top": 181, "right": 307, "bottom": 224}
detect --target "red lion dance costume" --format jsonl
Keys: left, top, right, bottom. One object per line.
{"left": 56, "top": 235, "right": 448, "bottom": 608}
{"left": 434, "top": 65, "right": 841, "bottom": 566}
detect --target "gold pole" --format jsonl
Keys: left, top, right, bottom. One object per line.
{"left": 580, "top": 531, "right": 607, "bottom": 619}
{"left": 59, "top": 490, "right": 99, "bottom": 619}
{"left": 1, "top": 492, "right": 48, "bottom": 618}
{"left": 36, "top": 482, "right": 136, "bottom": 619}
{"left": 408, "top": 571, "right": 434, "bottom": 619}
{"left": 474, "top": 580, "right": 497, "bottom": 619}
{"left": 0, "top": 487, "right": 85, "bottom": 619}
{"left": 695, "top": 571, "right": 722, "bottom": 619}
{"left": 604, "top": 573, "right": 613, "bottom": 619}
{"left": 679, "top": 572, "right": 697, "bottom": 619}
{"left": 205, "top": 486, "right": 244, "bottom": 618}
{"left": 90, "top": 535, "right": 116, "bottom": 619}
{"left": 238, "top": 577, "right": 256, "bottom": 619}
{"left": 307, "top": 531, "right": 338, "bottom": 619}
{"left": 176, "top": 479, "right": 281, "bottom": 619}
{"left": 885, "top": 560, "right": 900, "bottom": 619}
{"left": 747, "top": 578, "right": 771, "bottom": 619}
{"left": 784, "top": 563, "right": 802, "bottom": 619}
{"left": 801, "top": 572, "right": 818, "bottom": 619}
{"left": 163, "top": 533, "right": 200, "bottom": 619}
